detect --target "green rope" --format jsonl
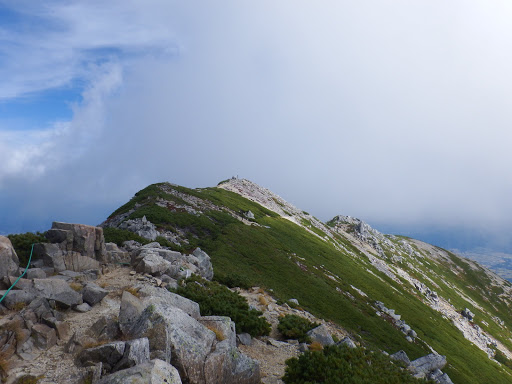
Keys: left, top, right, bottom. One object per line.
{"left": 0, "top": 243, "right": 34, "bottom": 305}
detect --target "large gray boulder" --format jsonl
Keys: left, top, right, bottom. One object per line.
{"left": 119, "top": 291, "right": 145, "bottom": 335}
{"left": 204, "top": 340, "right": 260, "bottom": 384}
{"left": 191, "top": 248, "right": 214, "bottom": 280}
{"left": 33, "top": 243, "right": 66, "bottom": 272}
{"left": 199, "top": 316, "right": 236, "bottom": 348}
{"left": 77, "top": 341, "right": 126, "bottom": 373}
{"left": 0, "top": 236, "right": 20, "bottom": 277}
{"left": 409, "top": 354, "right": 447, "bottom": 378}
{"left": 113, "top": 337, "right": 150, "bottom": 372}
{"left": 33, "top": 278, "right": 83, "bottom": 307}
{"left": 128, "top": 302, "right": 216, "bottom": 383}
{"left": 0, "top": 289, "right": 34, "bottom": 309}
{"left": 63, "top": 252, "right": 100, "bottom": 272}
{"left": 97, "top": 359, "right": 182, "bottom": 384}
{"left": 390, "top": 350, "right": 410, "bottom": 365}
{"left": 82, "top": 282, "right": 108, "bottom": 306}
{"left": 306, "top": 324, "right": 334, "bottom": 346}
{"left": 137, "top": 285, "right": 201, "bottom": 319}
{"left": 134, "top": 252, "right": 173, "bottom": 276}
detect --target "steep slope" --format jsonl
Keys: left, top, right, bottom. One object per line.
{"left": 102, "top": 178, "right": 512, "bottom": 384}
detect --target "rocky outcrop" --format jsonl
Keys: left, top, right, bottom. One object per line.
{"left": 0, "top": 236, "right": 20, "bottom": 277}
{"left": 97, "top": 359, "right": 182, "bottom": 384}
{"left": 128, "top": 302, "right": 216, "bottom": 382}
{"left": 119, "top": 216, "right": 159, "bottom": 241}
{"left": 33, "top": 222, "right": 107, "bottom": 272}
{"left": 390, "top": 350, "right": 453, "bottom": 383}
{"left": 131, "top": 243, "right": 214, "bottom": 281}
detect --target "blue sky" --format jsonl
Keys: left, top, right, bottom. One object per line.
{"left": 2, "top": 1, "right": 512, "bottom": 254}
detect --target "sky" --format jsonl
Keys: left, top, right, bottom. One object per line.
{"left": 1, "top": 0, "right": 512, "bottom": 253}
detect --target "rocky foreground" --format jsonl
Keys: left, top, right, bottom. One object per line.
{"left": 0, "top": 222, "right": 453, "bottom": 383}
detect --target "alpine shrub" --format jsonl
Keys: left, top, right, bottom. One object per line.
{"left": 278, "top": 314, "right": 318, "bottom": 343}
{"left": 283, "top": 345, "right": 434, "bottom": 384}
{"left": 174, "top": 276, "right": 271, "bottom": 337}
{"left": 7, "top": 232, "right": 47, "bottom": 265}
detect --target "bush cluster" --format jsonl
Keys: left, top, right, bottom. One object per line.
{"left": 283, "top": 345, "right": 434, "bottom": 384}
{"left": 214, "top": 273, "right": 251, "bottom": 290}
{"left": 7, "top": 232, "right": 47, "bottom": 265}
{"left": 278, "top": 314, "right": 318, "bottom": 343}
{"left": 174, "top": 276, "right": 270, "bottom": 337}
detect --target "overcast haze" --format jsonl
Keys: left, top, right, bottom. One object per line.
{"left": 1, "top": 1, "right": 512, "bottom": 252}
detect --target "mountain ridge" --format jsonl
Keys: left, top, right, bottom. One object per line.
{"left": 100, "top": 178, "right": 512, "bottom": 383}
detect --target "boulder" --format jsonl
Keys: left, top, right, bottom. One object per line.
{"left": 33, "top": 278, "right": 82, "bottom": 307}
{"left": 199, "top": 316, "right": 236, "bottom": 348}
{"left": 135, "top": 252, "right": 173, "bottom": 276}
{"left": 237, "top": 333, "right": 252, "bottom": 346}
{"left": 462, "top": 308, "right": 475, "bottom": 322}
{"left": 192, "top": 248, "right": 214, "bottom": 280}
{"left": 50, "top": 222, "right": 107, "bottom": 262}
{"left": 137, "top": 285, "right": 201, "bottom": 319}
{"left": 0, "top": 289, "right": 34, "bottom": 310}
{"left": 204, "top": 340, "right": 260, "bottom": 384}
{"left": 82, "top": 282, "right": 108, "bottom": 306}
{"left": 24, "top": 268, "right": 47, "bottom": 279}
{"left": 31, "top": 323, "right": 57, "bottom": 350}
{"left": 128, "top": 302, "right": 216, "bottom": 383}
{"left": 113, "top": 338, "right": 150, "bottom": 372}
{"left": 75, "top": 303, "right": 92, "bottom": 312}
{"left": 33, "top": 243, "right": 66, "bottom": 272}
{"left": 88, "top": 316, "right": 121, "bottom": 342}
{"left": 409, "top": 354, "right": 447, "bottom": 378}
{"left": 288, "top": 298, "right": 299, "bottom": 306}
{"left": 77, "top": 341, "right": 126, "bottom": 373}
{"left": 97, "top": 359, "right": 182, "bottom": 384}
{"left": 0, "top": 236, "right": 20, "bottom": 277}
{"left": 390, "top": 350, "right": 410, "bottom": 365}
{"left": 337, "top": 337, "right": 357, "bottom": 349}
{"left": 119, "top": 291, "right": 145, "bottom": 336}
{"left": 105, "top": 243, "right": 130, "bottom": 264}
{"left": 0, "top": 236, "right": 20, "bottom": 278}
{"left": 306, "top": 324, "right": 334, "bottom": 346}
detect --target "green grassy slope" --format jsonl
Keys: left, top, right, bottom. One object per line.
{"left": 103, "top": 182, "right": 512, "bottom": 384}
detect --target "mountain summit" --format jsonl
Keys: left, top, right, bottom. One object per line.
{"left": 100, "top": 178, "right": 512, "bottom": 383}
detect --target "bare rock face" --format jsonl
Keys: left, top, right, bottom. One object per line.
{"left": 0, "top": 236, "right": 20, "bottom": 277}
{"left": 409, "top": 353, "right": 447, "bottom": 378}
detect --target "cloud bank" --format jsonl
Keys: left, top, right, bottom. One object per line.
{"left": 1, "top": 1, "right": 512, "bottom": 251}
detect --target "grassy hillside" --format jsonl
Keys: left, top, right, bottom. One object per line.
{"left": 102, "top": 181, "right": 512, "bottom": 384}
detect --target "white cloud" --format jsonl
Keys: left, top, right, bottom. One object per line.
{"left": 2, "top": 1, "right": 512, "bottom": 252}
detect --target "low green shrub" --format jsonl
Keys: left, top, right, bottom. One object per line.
{"left": 495, "top": 350, "right": 512, "bottom": 370}
{"left": 278, "top": 314, "right": 318, "bottom": 343}
{"left": 7, "top": 232, "right": 47, "bottom": 265}
{"left": 214, "top": 273, "right": 251, "bottom": 289}
{"left": 283, "top": 345, "right": 434, "bottom": 384}
{"left": 174, "top": 276, "right": 270, "bottom": 337}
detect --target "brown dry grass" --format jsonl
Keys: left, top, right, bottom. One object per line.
{"left": 258, "top": 295, "right": 268, "bottom": 306}
{"left": 308, "top": 341, "right": 324, "bottom": 351}
{"left": 206, "top": 326, "right": 226, "bottom": 341}
{"left": 125, "top": 287, "right": 141, "bottom": 298}
{"left": 69, "top": 282, "right": 83, "bottom": 292}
